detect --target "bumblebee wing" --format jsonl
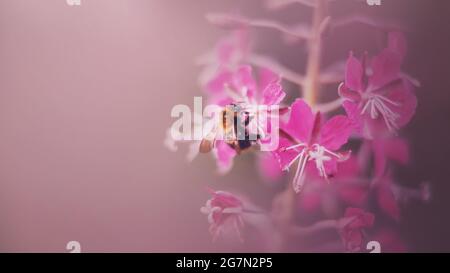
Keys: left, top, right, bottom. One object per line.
{"left": 199, "top": 138, "right": 214, "bottom": 153}
{"left": 199, "top": 129, "right": 217, "bottom": 153}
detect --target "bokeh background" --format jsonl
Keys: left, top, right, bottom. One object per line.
{"left": 0, "top": 0, "right": 449, "bottom": 252}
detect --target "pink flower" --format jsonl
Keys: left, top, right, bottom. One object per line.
{"left": 370, "top": 137, "right": 409, "bottom": 221}
{"left": 201, "top": 65, "right": 286, "bottom": 172}
{"left": 298, "top": 156, "right": 368, "bottom": 213}
{"left": 371, "top": 137, "right": 409, "bottom": 178}
{"left": 274, "top": 99, "right": 353, "bottom": 193}
{"left": 213, "top": 140, "right": 238, "bottom": 174}
{"left": 375, "top": 175, "right": 401, "bottom": 221}
{"left": 339, "top": 207, "right": 375, "bottom": 252}
{"left": 200, "top": 189, "right": 244, "bottom": 242}
{"left": 206, "top": 65, "right": 285, "bottom": 107}
{"left": 334, "top": 157, "right": 368, "bottom": 206}
{"left": 393, "top": 181, "right": 432, "bottom": 205}
{"left": 199, "top": 29, "right": 250, "bottom": 88}
{"left": 215, "top": 29, "right": 249, "bottom": 67}
{"left": 372, "top": 228, "right": 407, "bottom": 252}
{"left": 338, "top": 32, "right": 417, "bottom": 139}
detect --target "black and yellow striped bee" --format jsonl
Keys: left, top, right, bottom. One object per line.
{"left": 199, "top": 103, "right": 261, "bottom": 154}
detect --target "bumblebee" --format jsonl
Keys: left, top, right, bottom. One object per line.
{"left": 199, "top": 103, "right": 261, "bottom": 154}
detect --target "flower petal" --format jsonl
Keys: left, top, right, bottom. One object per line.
{"left": 373, "top": 138, "right": 409, "bottom": 177}
{"left": 282, "top": 99, "right": 315, "bottom": 143}
{"left": 299, "top": 191, "right": 322, "bottom": 212}
{"left": 338, "top": 82, "right": 362, "bottom": 102}
{"left": 262, "top": 82, "right": 286, "bottom": 106}
{"left": 258, "top": 67, "right": 279, "bottom": 92}
{"left": 339, "top": 187, "right": 367, "bottom": 207}
{"left": 386, "top": 80, "right": 417, "bottom": 128}
{"left": 369, "top": 48, "right": 402, "bottom": 89}
{"left": 205, "top": 69, "right": 233, "bottom": 94}
{"left": 214, "top": 140, "right": 237, "bottom": 174}
{"left": 215, "top": 29, "right": 249, "bottom": 66}
{"left": 211, "top": 190, "right": 243, "bottom": 208}
{"left": 373, "top": 228, "right": 407, "bottom": 252}
{"left": 323, "top": 158, "right": 338, "bottom": 177}
{"left": 377, "top": 178, "right": 400, "bottom": 221}
{"left": 342, "top": 100, "right": 363, "bottom": 135}
{"left": 233, "top": 65, "right": 257, "bottom": 97}
{"left": 388, "top": 31, "right": 407, "bottom": 61}
{"left": 345, "top": 207, "right": 375, "bottom": 229}
{"left": 272, "top": 137, "right": 300, "bottom": 171}
{"left": 320, "top": 115, "right": 353, "bottom": 151}
{"left": 345, "top": 53, "right": 364, "bottom": 92}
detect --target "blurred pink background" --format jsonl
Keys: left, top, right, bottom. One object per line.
{"left": 0, "top": 0, "right": 449, "bottom": 252}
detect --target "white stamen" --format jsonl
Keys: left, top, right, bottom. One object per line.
{"left": 207, "top": 207, "right": 221, "bottom": 224}
{"left": 284, "top": 149, "right": 304, "bottom": 171}
{"left": 360, "top": 98, "right": 372, "bottom": 116}
{"left": 283, "top": 143, "right": 343, "bottom": 193}
{"left": 292, "top": 150, "right": 308, "bottom": 193}
{"left": 312, "top": 144, "right": 342, "bottom": 158}
{"left": 376, "top": 94, "right": 401, "bottom": 106}
{"left": 222, "top": 207, "right": 243, "bottom": 214}
{"left": 284, "top": 143, "right": 307, "bottom": 151}
{"left": 308, "top": 145, "right": 333, "bottom": 179}
{"left": 360, "top": 93, "right": 401, "bottom": 132}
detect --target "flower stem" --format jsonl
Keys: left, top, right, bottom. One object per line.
{"left": 288, "top": 216, "right": 355, "bottom": 236}
{"left": 275, "top": 0, "right": 328, "bottom": 251}
{"left": 313, "top": 97, "right": 343, "bottom": 113}
{"left": 303, "top": 0, "right": 327, "bottom": 105}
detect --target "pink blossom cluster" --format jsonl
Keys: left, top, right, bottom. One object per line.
{"left": 167, "top": 0, "right": 429, "bottom": 252}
